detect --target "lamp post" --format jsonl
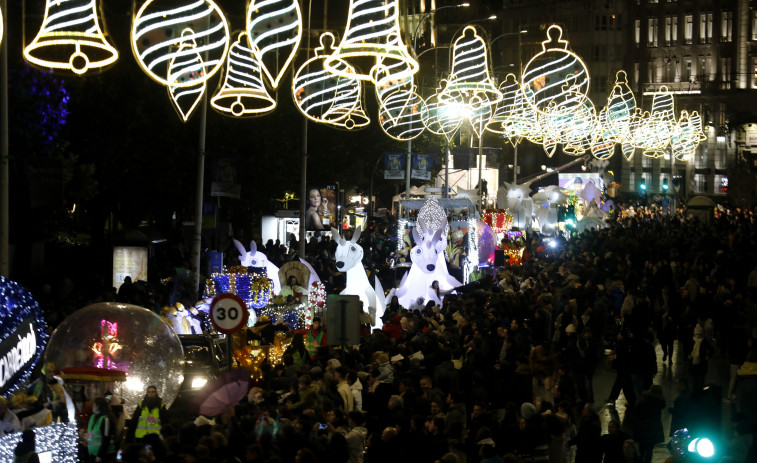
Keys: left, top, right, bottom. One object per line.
{"left": 368, "top": 152, "right": 385, "bottom": 223}
{"left": 489, "top": 28, "right": 527, "bottom": 185}
{"left": 403, "top": 3, "right": 470, "bottom": 216}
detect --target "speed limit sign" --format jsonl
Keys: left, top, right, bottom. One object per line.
{"left": 210, "top": 293, "right": 249, "bottom": 334}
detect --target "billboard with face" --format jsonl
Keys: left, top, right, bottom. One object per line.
{"left": 305, "top": 186, "right": 337, "bottom": 230}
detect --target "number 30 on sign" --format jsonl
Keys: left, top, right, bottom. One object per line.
{"left": 210, "top": 293, "right": 249, "bottom": 334}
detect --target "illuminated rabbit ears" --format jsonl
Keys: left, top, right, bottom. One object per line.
{"left": 330, "top": 226, "right": 362, "bottom": 245}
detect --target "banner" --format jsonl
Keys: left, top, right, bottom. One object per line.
{"left": 384, "top": 152, "right": 406, "bottom": 179}
{"left": 211, "top": 157, "right": 241, "bottom": 198}
{"left": 485, "top": 147, "right": 501, "bottom": 168}
{"left": 305, "top": 186, "right": 337, "bottom": 230}
{"left": 452, "top": 148, "right": 476, "bottom": 170}
{"left": 411, "top": 153, "right": 434, "bottom": 180}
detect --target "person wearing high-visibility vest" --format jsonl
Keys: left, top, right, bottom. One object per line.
{"left": 87, "top": 397, "right": 116, "bottom": 463}
{"left": 126, "top": 386, "right": 168, "bottom": 443}
{"left": 304, "top": 317, "right": 327, "bottom": 360}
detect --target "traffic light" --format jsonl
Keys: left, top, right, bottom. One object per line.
{"left": 662, "top": 178, "right": 669, "bottom": 191}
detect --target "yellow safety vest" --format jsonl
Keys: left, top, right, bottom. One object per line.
{"left": 134, "top": 402, "right": 161, "bottom": 438}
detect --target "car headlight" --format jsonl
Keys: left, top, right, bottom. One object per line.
{"left": 190, "top": 376, "right": 208, "bottom": 389}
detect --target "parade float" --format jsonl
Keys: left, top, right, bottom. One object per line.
{"left": 0, "top": 277, "right": 78, "bottom": 463}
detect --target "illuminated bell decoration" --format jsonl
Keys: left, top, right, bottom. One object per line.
{"left": 292, "top": 33, "right": 367, "bottom": 129}
{"left": 167, "top": 30, "right": 207, "bottom": 122}
{"left": 487, "top": 74, "right": 520, "bottom": 136}
{"left": 671, "top": 111, "right": 702, "bottom": 161}
{"left": 421, "top": 91, "right": 463, "bottom": 141}
{"left": 246, "top": 0, "right": 302, "bottom": 89}
{"left": 24, "top": 0, "right": 118, "bottom": 75}
{"left": 211, "top": 32, "right": 276, "bottom": 117}
{"left": 132, "top": 0, "right": 230, "bottom": 87}
{"left": 522, "top": 25, "right": 590, "bottom": 114}
{"left": 0, "top": 6, "right": 3, "bottom": 47}
{"left": 324, "top": 0, "right": 418, "bottom": 84}
{"left": 378, "top": 87, "right": 425, "bottom": 141}
{"left": 439, "top": 26, "right": 502, "bottom": 108}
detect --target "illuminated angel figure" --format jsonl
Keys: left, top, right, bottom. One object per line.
{"left": 92, "top": 320, "right": 122, "bottom": 370}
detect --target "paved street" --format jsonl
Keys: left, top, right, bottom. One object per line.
{"left": 590, "top": 338, "right": 737, "bottom": 463}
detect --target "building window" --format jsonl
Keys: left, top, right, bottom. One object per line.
{"left": 753, "top": 11, "right": 757, "bottom": 40}
{"left": 683, "top": 57, "right": 692, "bottom": 82}
{"left": 635, "top": 19, "right": 641, "bottom": 46}
{"left": 721, "top": 11, "right": 732, "bottom": 42}
{"left": 694, "top": 173, "right": 706, "bottom": 193}
{"left": 665, "top": 15, "right": 677, "bottom": 45}
{"left": 634, "top": 62, "right": 640, "bottom": 83}
{"left": 721, "top": 57, "right": 732, "bottom": 81}
{"left": 648, "top": 17, "right": 659, "bottom": 47}
{"left": 700, "top": 12, "right": 713, "bottom": 43}
{"left": 648, "top": 60, "right": 654, "bottom": 82}
{"left": 685, "top": 14, "right": 693, "bottom": 43}
{"left": 609, "top": 14, "right": 618, "bottom": 30}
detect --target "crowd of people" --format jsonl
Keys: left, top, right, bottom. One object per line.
{"left": 3, "top": 204, "right": 757, "bottom": 463}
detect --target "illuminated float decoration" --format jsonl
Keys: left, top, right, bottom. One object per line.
{"left": 44, "top": 303, "right": 184, "bottom": 409}
{"left": 233, "top": 239, "right": 282, "bottom": 295}
{"left": 498, "top": 182, "right": 534, "bottom": 231}
{"left": 247, "top": 0, "right": 302, "bottom": 89}
{"left": 331, "top": 226, "right": 386, "bottom": 330}
{"left": 325, "top": 0, "right": 418, "bottom": 85}
{"left": 477, "top": 220, "right": 496, "bottom": 266}
{"left": 0, "top": 277, "right": 48, "bottom": 397}
{"left": 394, "top": 198, "right": 461, "bottom": 308}
{"left": 211, "top": 32, "right": 276, "bottom": 117}
{"left": 131, "top": 0, "right": 230, "bottom": 87}
{"left": 292, "top": 33, "right": 368, "bottom": 129}
{"left": 532, "top": 185, "right": 568, "bottom": 234}
{"left": 24, "top": 0, "right": 118, "bottom": 75}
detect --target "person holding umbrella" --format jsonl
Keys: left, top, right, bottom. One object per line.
{"left": 126, "top": 386, "right": 168, "bottom": 442}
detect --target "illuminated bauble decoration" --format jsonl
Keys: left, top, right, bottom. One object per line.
{"left": 167, "top": 30, "right": 207, "bottom": 122}
{"left": 325, "top": 0, "right": 418, "bottom": 84}
{"left": 605, "top": 70, "right": 636, "bottom": 142}
{"left": 132, "top": 0, "right": 230, "bottom": 87}
{"left": 374, "top": 60, "right": 415, "bottom": 105}
{"left": 211, "top": 32, "right": 276, "bottom": 117}
{"left": 522, "top": 25, "right": 589, "bottom": 114}
{"left": 477, "top": 220, "right": 496, "bottom": 265}
{"left": 621, "top": 141, "right": 635, "bottom": 161}
{"left": 378, "top": 88, "right": 425, "bottom": 140}
{"left": 44, "top": 303, "right": 184, "bottom": 409}
{"left": 510, "top": 89, "right": 542, "bottom": 143}
{"left": 590, "top": 112, "right": 615, "bottom": 160}
{"left": 292, "top": 33, "right": 367, "bottom": 129}
{"left": 651, "top": 86, "right": 676, "bottom": 129}
{"left": 469, "top": 94, "right": 495, "bottom": 138}
{"left": 0, "top": 6, "right": 4, "bottom": 48}
{"left": 671, "top": 110, "right": 703, "bottom": 161}
{"left": 246, "top": 0, "right": 302, "bottom": 89}
{"left": 24, "top": 0, "right": 118, "bottom": 75}
{"left": 421, "top": 92, "right": 463, "bottom": 140}
{"left": 0, "top": 277, "right": 48, "bottom": 396}
{"left": 439, "top": 26, "right": 501, "bottom": 108}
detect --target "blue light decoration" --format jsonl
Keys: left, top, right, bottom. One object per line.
{"left": 204, "top": 267, "right": 272, "bottom": 311}
{"left": 0, "top": 276, "right": 48, "bottom": 397}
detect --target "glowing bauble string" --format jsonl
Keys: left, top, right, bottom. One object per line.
{"left": 246, "top": 0, "right": 302, "bottom": 89}
{"left": 421, "top": 92, "right": 463, "bottom": 140}
{"left": 292, "top": 33, "right": 368, "bottom": 130}
{"left": 522, "top": 25, "right": 590, "bottom": 114}
{"left": 132, "top": 0, "right": 230, "bottom": 87}
{"left": 45, "top": 303, "right": 184, "bottom": 409}
{"left": 167, "top": 30, "right": 207, "bottom": 122}
{"left": 211, "top": 32, "right": 276, "bottom": 117}
{"left": 378, "top": 88, "right": 425, "bottom": 140}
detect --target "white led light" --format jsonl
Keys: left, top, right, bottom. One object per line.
{"left": 246, "top": 0, "right": 302, "bottom": 89}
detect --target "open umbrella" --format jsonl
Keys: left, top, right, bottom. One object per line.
{"left": 189, "top": 369, "right": 252, "bottom": 417}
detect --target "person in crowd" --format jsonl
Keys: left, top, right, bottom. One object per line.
{"left": 281, "top": 275, "right": 307, "bottom": 303}
{"left": 530, "top": 339, "right": 559, "bottom": 403}
{"left": 304, "top": 317, "right": 327, "bottom": 360}
{"left": 600, "top": 419, "right": 629, "bottom": 463}
{"left": 126, "top": 386, "right": 168, "bottom": 442}
{"left": 632, "top": 385, "right": 666, "bottom": 463}
{"left": 668, "top": 378, "right": 693, "bottom": 437}
{"left": 87, "top": 397, "right": 117, "bottom": 463}
{"left": 0, "top": 396, "right": 22, "bottom": 435}
{"left": 13, "top": 429, "right": 39, "bottom": 463}
{"left": 688, "top": 323, "right": 714, "bottom": 391}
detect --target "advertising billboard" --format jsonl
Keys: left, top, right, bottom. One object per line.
{"left": 305, "top": 186, "right": 337, "bottom": 230}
